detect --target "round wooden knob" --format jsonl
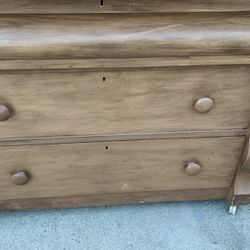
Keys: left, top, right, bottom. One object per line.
{"left": 10, "top": 171, "right": 29, "bottom": 185}
{"left": 184, "top": 162, "right": 203, "bottom": 176}
{"left": 0, "top": 104, "right": 11, "bottom": 121}
{"left": 194, "top": 97, "right": 214, "bottom": 113}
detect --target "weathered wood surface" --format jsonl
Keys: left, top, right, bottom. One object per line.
{"left": 0, "top": 137, "right": 243, "bottom": 202}
{"left": 1, "top": 13, "right": 250, "bottom": 59}
{"left": 0, "top": 66, "right": 249, "bottom": 137}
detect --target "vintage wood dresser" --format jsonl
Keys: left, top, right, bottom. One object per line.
{"left": 0, "top": 0, "right": 250, "bottom": 213}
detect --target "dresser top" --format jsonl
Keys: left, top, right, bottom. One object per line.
{"left": 1, "top": 13, "right": 250, "bottom": 61}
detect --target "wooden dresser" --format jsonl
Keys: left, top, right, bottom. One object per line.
{"left": 0, "top": 0, "right": 250, "bottom": 212}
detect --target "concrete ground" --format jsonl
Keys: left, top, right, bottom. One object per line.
{"left": 0, "top": 200, "right": 249, "bottom": 250}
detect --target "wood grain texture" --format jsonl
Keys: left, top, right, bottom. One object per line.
{"left": 2, "top": 56, "right": 250, "bottom": 71}
{"left": 0, "top": 137, "right": 244, "bottom": 201}
{"left": 0, "top": 66, "right": 250, "bottom": 138}
{"left": 0, "top": 188, "right": 228, "bottom": 211}
{"left": 0, "top": 0, "right": 249, "bottom": 13}
{"left": 1, "top": 13, "right": 250, "bottom": 60}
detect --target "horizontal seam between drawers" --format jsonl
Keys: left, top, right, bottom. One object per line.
{"left": 0, "top": 129, "right": 246, "bottom": 147}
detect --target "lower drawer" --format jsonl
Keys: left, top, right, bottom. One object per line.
{"left": 0, "top": 137, "right": 244, "bottom": 209}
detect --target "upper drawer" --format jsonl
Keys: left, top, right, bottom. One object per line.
{"left": 0, "top": 66, "right": 249, "bottom": 138}
{"left": 1, "top": 13, "right": 250, "bottom": 60}
{"left": 0, "top": 0, "right": 250, "bottom": 13}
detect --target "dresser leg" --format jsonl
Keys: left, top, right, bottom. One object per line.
{"left": 227, "top": 133, "right": 250, "bottom": 210}
{"left": 228, "top": 205, "right": 238, "bottom": 215}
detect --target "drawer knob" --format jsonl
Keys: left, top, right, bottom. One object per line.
{"left": 184, "top": 162, "right": 203, "bottom": 176}
{"left": 10, "top": 171, "right": 29, "bottom": 185}
{"left": 194, "top": 97, "right": 214, "bottom": 113}
{"left": 0, "top": 104, "right": 11, "bottom": 121}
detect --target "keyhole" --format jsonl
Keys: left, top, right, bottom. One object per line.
{"left": 102, "top": 77, "right": 106, "bottom": 82}
{"left": 100, "top": 0, "right": 104, "bottom": 7}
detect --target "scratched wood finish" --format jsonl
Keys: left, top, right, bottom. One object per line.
{"left": 0, "top": 137, "right": 244, "bottom": 201}
{"left": 0, "top": 0, "right": 250, "bottom": 13}
{"left": 1, "top": 13, "right": 250, "bottom": 60}
{"left": 0, "top": 66, "right": 250, "bottom": 138}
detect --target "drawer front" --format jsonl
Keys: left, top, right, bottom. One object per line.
{"left": 0, "top": 66, "right": 250, "bottom": 137}
{"left": 0, "top": 137, "right": 244, "bottom": 201}
{"left": 1, "top": 0, "right": 249, "bottom": 14}
{"left": 1, "top": 14, "right": 250, "bottom": 60}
